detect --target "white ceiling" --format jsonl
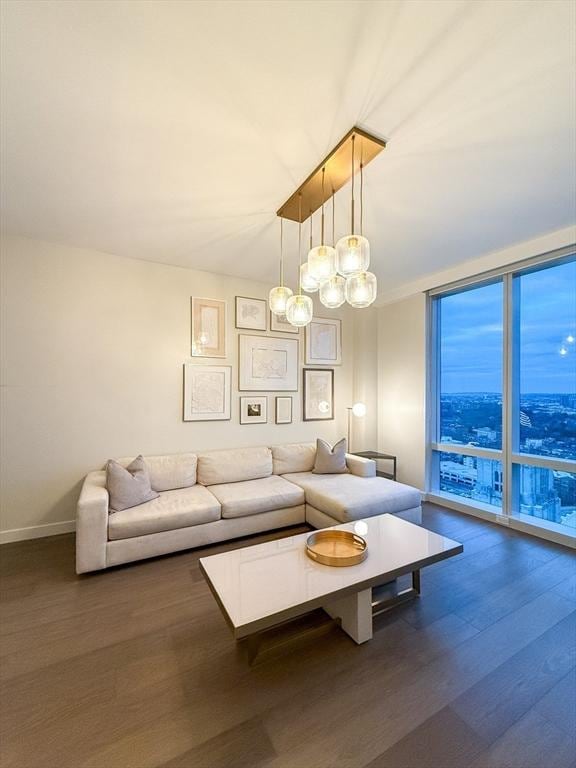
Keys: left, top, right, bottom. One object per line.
{"left": 1, "top": 0, "right": 575, "bottom": 295}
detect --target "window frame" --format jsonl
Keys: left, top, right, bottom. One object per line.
{"left": 426, "top": 246, "right": 576, "bottom": 546}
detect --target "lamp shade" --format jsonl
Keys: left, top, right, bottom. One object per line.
{"left": 336, "top": 234, "right": 370, "bottom": 277}
{"left": 300, "top": 263, "right": 320, "bottom": 293}
{"left": 308, "top": 244, "right": 337, "bottom": 282}
{"left": 285, "top": 294, "right": 313, "bottom": 327}
{"left": 352, "top": 402, "right": 367, "bottom": 417}
{"left": 345, "top": 271, "right": 377, "bottom": 308}
{"left": 269, "top": 285, "right": 293, "bottom": 315}
{"left": 319, "top": 275, "right": 346, "bottom": 308}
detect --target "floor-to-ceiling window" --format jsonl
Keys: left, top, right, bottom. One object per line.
{"left": 428, "top": 249, "right": 575, "bottom": 543}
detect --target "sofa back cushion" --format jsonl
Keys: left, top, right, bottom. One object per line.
{"left": 115, "top": 453, "right": 197, "bottom": 492}
{"left": 271, "top": 442, "right": 316, "bottom": 475}
{"left": 197, "top": 446, "right": 272, "bottom": 486}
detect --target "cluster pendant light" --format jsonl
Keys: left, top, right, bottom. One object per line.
{"left": 271, "top": 127, "right": 381, "bottom": 327}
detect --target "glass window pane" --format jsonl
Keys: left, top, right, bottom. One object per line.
{"left": 516, "top": 259, "right": 576, "bottom": 461}
{"left": 436, "top": 451, "right": 502, "bottom": 509}
{"left": 438, "top": 281, "right": 503, "bottom": 450}
{"left": 513, "top": 464, "right": 576, "bottom": 530}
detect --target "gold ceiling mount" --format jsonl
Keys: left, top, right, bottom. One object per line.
{"left": 277, "top": 126, "right": 386, "bottom": 223}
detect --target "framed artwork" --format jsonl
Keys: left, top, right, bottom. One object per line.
{"left": 238, "top": 334, "right": 298, "bottom": 391}
{"left": 191, "top": 297, "right": 226, "bottom": 357}
{"left": 305, "top": 317, "right": 342, "bottom": 366}
{"left": 303, "top": 368, "right": 334, "bottom": 421}
{"left": 183, "top": 364, "right": 231, "bottom": 421}
{"left": 240, "top": 396, "right": 267, "bottom": 424}
{"left": 275, "top": 396, "right": 293, "bottom": 424}
{"left": 270, "top": 311, "right": 299, "bottom": 334}
{"left": 235, "top": 296, "right": 267, "bottom": 331}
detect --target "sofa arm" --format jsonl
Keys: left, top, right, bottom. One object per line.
{"left": 76, "top": 471, "right": 109, "bottom": 574}
{"left": 346, "top": 454, "right": 376, "bottom": 478}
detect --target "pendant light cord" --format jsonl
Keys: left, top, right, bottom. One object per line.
{"left": 332, "top": 187, "right": 335, "bottom": 246}
{"left": 360, "top": 161, "right": 364, "bottom": 237}
{"left": 279, "top": 215, "right": 284, "bottom": 287}
{"left": 351, "top": 133, "right": 355, "bottom": 235}
{"left": 321, "top": 167, "right": 326, "bottom": 245}
{"left": 297, "top": 194, "right": 303, "bottom": 294}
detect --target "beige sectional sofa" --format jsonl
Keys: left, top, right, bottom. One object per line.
{"left": 76, "top": 442, "right": 422, "bottom": 574}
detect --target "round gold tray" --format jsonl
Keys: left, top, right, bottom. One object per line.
{"left": 306, "top": 530, "right": 367, "bottom": 567}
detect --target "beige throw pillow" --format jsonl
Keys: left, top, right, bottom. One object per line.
{"left": 313, "top": 438, "right": 348, "bottom": 474}
{"left": 106, "top": 455, "right": 159, "bottom": 512}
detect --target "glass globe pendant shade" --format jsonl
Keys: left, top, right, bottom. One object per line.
{"left": 307, "top": 244, "right": 337, "bottom": 282}
{"left": 285, "top": 293, "right": 313, "bottom": 327}
{"left": 269, "top": 285, "right": 293, "bottom": 315}
{"left": 300, "top": 262, "right": 320, "bottom": 293}
{"left": 336, "top": 234, "right": 370, "bottom": 277}
{"left": 319, "top": 275, "right": 346, "bottom": 309}
{"left": 345, "top": 271, "right": 377, "bottom": 308}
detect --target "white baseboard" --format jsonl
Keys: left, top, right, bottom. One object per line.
{"left": 0, "top": 519, "right": 76, "bottom": 544}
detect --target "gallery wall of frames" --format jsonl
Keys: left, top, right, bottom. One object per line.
{"left": 184, "top": 295, "right": 343, "bottom": 426}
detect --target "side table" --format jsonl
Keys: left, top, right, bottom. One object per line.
{"left": 352, "top": 451, "right": 397, "bottom": 481}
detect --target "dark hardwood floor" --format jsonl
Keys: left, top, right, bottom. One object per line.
{"left": 1, "top": 503, "right": 575, "bottom": 768}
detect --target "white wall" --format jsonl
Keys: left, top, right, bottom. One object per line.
{"left": 376, "top": 294, "right": 427, "bottom": 490}
{"left": 0, "top": 236, "right": 369, "bottom": 538}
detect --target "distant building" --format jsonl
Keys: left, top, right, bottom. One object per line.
{"left": 519, "top": 466, "right": 559, "bottom": 522}
{"left": 475, "top": 427, "right": 497, "bottom": 443}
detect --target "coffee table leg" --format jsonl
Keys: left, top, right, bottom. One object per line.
{"left": 323, "top": 588, "right": 373, "bottom": 644}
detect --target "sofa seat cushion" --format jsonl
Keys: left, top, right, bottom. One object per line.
{"left": 282, "top": 472, "right": 421, "bottom": 523}
{"left": 208, "top": 476, "right": 305, "bottom": 519}
{"left": 108, "top": 486, "right": 220, "bottom": 540}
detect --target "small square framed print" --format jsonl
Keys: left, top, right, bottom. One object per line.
{"left": 275, "top": 396, "right": 293, "bottom": 424}
{"left": 240, "top": 396, "right": 267, "bottom": 424}
{"left": 270, "top": 311, "right": 300, "bottom": 334}
{"left": 235, "top": 296, "right": 267, "bottom": 331}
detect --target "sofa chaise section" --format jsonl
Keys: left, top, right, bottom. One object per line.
{"left": 283, "top": 472, "right": 422, "bottom": 528}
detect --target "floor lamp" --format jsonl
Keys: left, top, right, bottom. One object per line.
{"left": 347, "top": 402, "right": 367, "bottom": 451}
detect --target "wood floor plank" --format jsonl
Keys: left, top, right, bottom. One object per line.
{"left": 450, "top": 611, "right": 576, "bottom": 742}
{"left": 533, "top": 669, "right": 576, "bottom": 737}
{"left": 469, "top": 709, "right": 576, "bottom": 768}
{"left": 362, "top": 706, "right": 488, "bottom": 768}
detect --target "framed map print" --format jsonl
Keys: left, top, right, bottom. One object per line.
{"left": 238, "top": 334, "right": 298, "bottom": 391}
{"left": 305, "top": 317, "right": 342, "bottom": 366}
{"left": 235, "top": 296, "right": 267, "bottom": 331}
{"left": 183, "top": 364, "right": 231, "bottom": 421}
{"left": 270, "top": 311, "right": 300, "bottom": 334}
{"left": 191, "top": 297, "right": 226, "bottom": 357}
{"left": 303, "top": 368, "right": 334, "bottom": 421}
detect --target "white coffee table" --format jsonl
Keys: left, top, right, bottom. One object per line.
{"left": 200, "top": 513, "right": 462, "bottom": 647}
